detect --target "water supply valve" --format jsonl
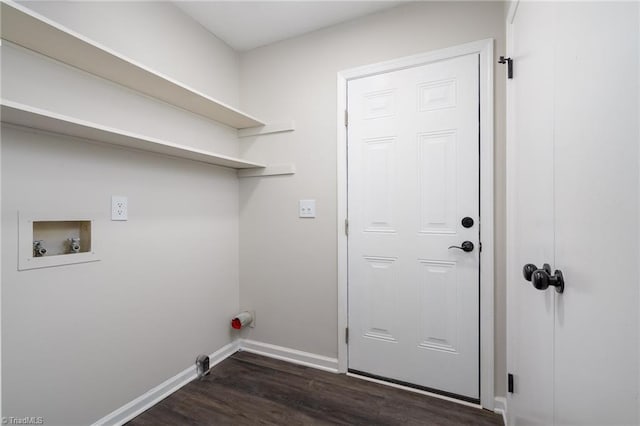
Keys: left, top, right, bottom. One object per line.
{"left": 33, "top": 240, "right": 47, "bottom": 257}
{"left": 68, "top": 237, "right": 81, "bottom": 253}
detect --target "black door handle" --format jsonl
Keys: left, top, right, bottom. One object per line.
{"left": 522, "top": 263, "right": 565, "bottom": 293}
{"left": 448, "top": 241, "right": 474, "bottom": 252}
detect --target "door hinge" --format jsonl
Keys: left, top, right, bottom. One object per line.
{"left": 508, "top": 373, "right": 514, "bottom": 393}
{"left": 344, "top": 110, "right": 349, "bottom": 127}
{"left": 498, "top": 56, "right": 513, "bottom": 79}
{"left": 345, "top": 327, "right": 349, "bottom": 344}
{"left": 345, "top": 218, "right": 349, "bottom": 236}
{"left": 479, "top": 241, "right": 483, "bottom": 252}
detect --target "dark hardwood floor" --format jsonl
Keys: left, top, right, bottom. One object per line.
{"left": 127, "top": 351, "right": 503, "bottom": 425}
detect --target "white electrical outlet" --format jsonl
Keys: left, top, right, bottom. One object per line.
{"left": 111, "top": 196, "right": 128, "bottom": 221}
{"left": 299, "top": 199, "right": 316, "bottom": 218}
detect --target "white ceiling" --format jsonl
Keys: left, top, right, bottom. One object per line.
{"left": 173, "top": 1, "right": 408, "bottom": 52}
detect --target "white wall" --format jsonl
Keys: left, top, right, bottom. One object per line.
{"left": 238, "top": 1, "right": 508, "bottom": 397}
{"left": 1, "top": 2, "right": 243, "bottom": 424}
{"left": 1, "top": 127, "right": 239, "bottom": 425}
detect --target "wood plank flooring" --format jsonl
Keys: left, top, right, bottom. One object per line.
{"left": 127, "top": 351, "right": 503, "bottom": 425}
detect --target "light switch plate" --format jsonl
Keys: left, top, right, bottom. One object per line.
{"left": 299, "top": 199, "right": 316, "bottom": 218}
{"left": 111, "top": 196, "right": 128, "bottom": 221}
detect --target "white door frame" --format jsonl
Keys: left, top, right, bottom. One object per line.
{"left": 336, "top": 38, "right": 495, "bottom": 409}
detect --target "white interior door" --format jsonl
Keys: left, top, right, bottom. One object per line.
{"left": 347, "top": 54, "right": 480, "bottom": 401}
{"left": 508, "top": 2, "right": 640, "bottom": 425}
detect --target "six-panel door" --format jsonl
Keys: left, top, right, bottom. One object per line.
{"left": 347, "top": 54, "right": 481, "bottom": 400}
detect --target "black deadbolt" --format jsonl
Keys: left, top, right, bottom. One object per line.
{"left": 461, "top": 217, "right": 474, "bottom": 228}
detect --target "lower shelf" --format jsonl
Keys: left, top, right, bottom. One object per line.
{"left": 1, "top": 100, "right": 267, "bottom": 170}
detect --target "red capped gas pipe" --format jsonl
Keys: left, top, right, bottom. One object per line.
{"left": 231, "top": 311, "right": 254, "bottom": 329}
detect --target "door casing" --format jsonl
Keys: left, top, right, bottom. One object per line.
{"left": 336, "top": 39, "right": 495, "bottom": 410}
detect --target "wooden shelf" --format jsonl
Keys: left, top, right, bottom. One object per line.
{"left": 0, "top": 1, "right": 264, "bottom": 129}
{"left": 1, "top": 101, "right": 267, "bottom": 170}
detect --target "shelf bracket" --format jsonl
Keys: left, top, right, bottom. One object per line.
{"left": 237, "top": 164, "right": 296, "bottom": 178}
{"left": 237, "top": 121, "right": 295, "bottom": 138}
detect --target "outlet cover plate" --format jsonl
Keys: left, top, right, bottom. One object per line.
{"left": 299, "top": 199, "right": 316, "bottom": 218}
{"left": 111, "top": 196, "right": 128, "bottom": 221}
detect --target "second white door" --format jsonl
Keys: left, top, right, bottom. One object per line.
{"left": 347, "top": 53, "right": 480, "bottom": 400}
{"left": 507, "top": 3, "right": 640, "bottom": 425}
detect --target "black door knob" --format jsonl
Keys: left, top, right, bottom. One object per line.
{"left": 523, "top": 263, "right": 549, "bottom": 281}
{"left": 522, "top": 263, "right": 565, "bottom": 294}
{"left": 448, "top": 241, "right": 474, "bottom": 252}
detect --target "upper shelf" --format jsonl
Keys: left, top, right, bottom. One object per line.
{"left": 1, "top": 100, "right": 266, "bottom": 170}
{"left": 0, "top": 1, "right": 265, "bottom": 130}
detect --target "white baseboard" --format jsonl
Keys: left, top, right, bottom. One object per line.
{"left": 239, "top": 339, "right": 339, "bottom": 373}
{"left": 494, "top": 396, "right": 507, "bottom": 426}
{"left": 92, "top": 341, "right": 239, "bottom": 426}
